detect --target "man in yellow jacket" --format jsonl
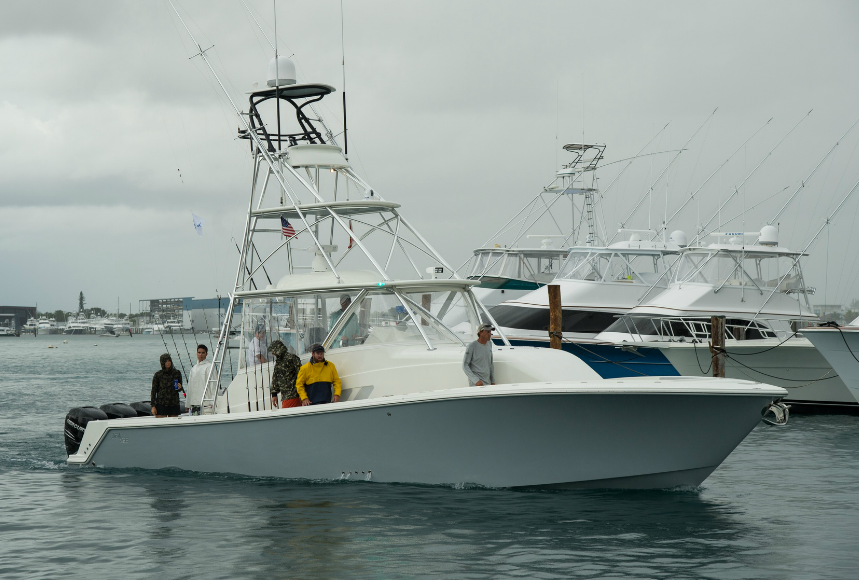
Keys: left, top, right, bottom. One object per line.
{"left": 296, "top": 343, "right": 342, "bottom": 406}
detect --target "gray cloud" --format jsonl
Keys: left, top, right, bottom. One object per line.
{"left": 1, "top": 0, "right": 858, "bottom": 312}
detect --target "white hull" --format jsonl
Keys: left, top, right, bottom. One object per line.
{"left": 803, "top": 327, "right": 859, "bottom": 405}
{"left": 471, "top": 286, "right": 534, "bottom": 309}
{"left": 68, "top": 380, "right": 784, "bottom": 489}
{"left": 656, "top": 337, "right": 857, "bottom": 407}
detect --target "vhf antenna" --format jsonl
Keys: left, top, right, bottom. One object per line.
{"left": 341, "top": 0, "right": 348, "bottom": 155}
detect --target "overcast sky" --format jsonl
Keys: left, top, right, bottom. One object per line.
{"left": 1, "top": 0, "right": 858, "bottom": 314}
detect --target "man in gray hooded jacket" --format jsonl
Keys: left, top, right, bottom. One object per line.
{"left": 151, "top": 353, "right": 183, "bottom": 417}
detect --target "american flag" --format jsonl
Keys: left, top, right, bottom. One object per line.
{"left": 280, "top": 216, "right": 296, "bottom": 239}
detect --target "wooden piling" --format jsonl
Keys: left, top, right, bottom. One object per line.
{"left": 710, "top": 315, "right": 725, "bottom": 378}
{"left": 548, "top": 284, "right": 562, "bottom": 350}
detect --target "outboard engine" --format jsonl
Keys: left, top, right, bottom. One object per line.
{"left": 129, "top": 401, "right": 153, "bottom": 417}
{"left": 64, "top": 406, "right": 108, "bottom": 456}
{"left": 99, "top": 403, "right": 137, "bottom": 419}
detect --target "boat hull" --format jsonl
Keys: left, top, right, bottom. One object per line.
{"left": 656, "top": 338, "right": 858, "bottom": 412}
{"left": 803, "top": 327, "right": 859, "bottom": 409}
{"left": 498, "top": 337, "right": 680, "bottom": 378}
{"left": 68, "top": 381, "right": 784, "bottom": 489}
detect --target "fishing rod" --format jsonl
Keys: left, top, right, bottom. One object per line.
{"left": 691, "top": 110, "right": 812, "bottom": 245}
{"left": 232, "top": 238, "right": 258, "bottom": 290}
{"left": 654, "top": 117, "right": 773, "bottom": 240}
{"left": 611, "top": 108, "right": 718, "bottom": 243}
{"left": 750, "top": 175, "right": 859, "bottom": 321}
{"left": 768, "top": 117, "right": 859, "bottom": 225}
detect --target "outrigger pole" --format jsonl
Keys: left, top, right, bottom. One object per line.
{"left": 611, "top": 108, "right": 718, "bottom": 243}
{"left": 691, "top": 110, "right": 812, "bottom": 245}
{"left": 655, "top": 117, "right": 773, "bottom": 240}
{"left": 749, "top": 176, "right": 859, "bottom": 322}
{"left": 768, "top": 117, "right": 859, "bottom": 225}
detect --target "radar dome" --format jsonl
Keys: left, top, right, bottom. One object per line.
{"left": 668, "top": 230, "right": 688, "bottom": 247}
{"left": 267, "top": 55, "right": 296, "bottom": 87}
{"left": 759, "top": 225, "right": 778, "bottom": 246}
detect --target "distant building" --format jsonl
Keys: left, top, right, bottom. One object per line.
{"left": 183, "top": 297, "right": 241, "bottom": 332}
{"left": 138, "top": 297, "right": 191, "bottom": 325}
{"left": 0, "top": 306, "right": 36, "bottom": 331}
{"left": 813, "top": 304, "right": 844, "bottom": 321}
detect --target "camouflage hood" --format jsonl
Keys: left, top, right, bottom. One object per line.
{"left": 267, "top": 340, "right": 288, "bottom": 360}
{"left": 159, "top": 353, "right": 173, "bottom": 370}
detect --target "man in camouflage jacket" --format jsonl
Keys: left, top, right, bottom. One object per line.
{"left": 151, "top": 353, "right": 183, "bottom": 417}
{"left": 268, "top": 340, "right": 302, "bottom": 408}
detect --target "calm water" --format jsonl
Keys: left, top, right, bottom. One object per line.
{"left": 1, "top": 335, "right": 858, "bottom": 579}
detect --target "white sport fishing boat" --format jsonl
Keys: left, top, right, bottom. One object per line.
{"left": 491, "top": 234, "right": 684, "bottom": 377}
{"left": 65, "top": 17, "right": 786, "bottom": 488}
{"left": 464, "top": 144, "right": 606, "bottom": 309}
{"left": 469, "top": 142, "right": 686, "bottom": 376}
{"left": 596, "top": 227, "right": 857, "bottom": 412}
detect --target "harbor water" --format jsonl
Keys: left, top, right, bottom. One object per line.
{"left": 1, "top": 335, "right": 858, "bottom": 579}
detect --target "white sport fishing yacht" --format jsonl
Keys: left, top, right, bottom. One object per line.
{"left": 37, "top": 317, "right": 59, "bottom": 335}
{"left": 596, "top": 227, "right": 857, "bottom": 412}
{"left": 65, "top": 21, "right": 786, "bottom": 488}
{"left": 491, "top": 233, "right": 684, "bottom": 377}
{"left": 63, "top": 314, "right": 89, "bottom": 335}
{"left": 465, "top": 144, "right": 606, "bottom": 309}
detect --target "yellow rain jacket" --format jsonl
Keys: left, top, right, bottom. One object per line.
{"left": 295, "top": 359, "right": 342, "bottom": 401}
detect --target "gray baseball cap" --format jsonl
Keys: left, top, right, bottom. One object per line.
{"left": 477, "top": 323, "right": 495, "bottom": 333}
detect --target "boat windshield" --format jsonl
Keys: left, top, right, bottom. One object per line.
{"left": 469, "top": 250, "right": 566, "bottom": 283}
{"left": 557, "top": 250, "right": 667, "bottom": 285}
{"left": 239, "top": 288, "right": 478, "bottom": 363}
{"left": 675, "top": 250, "right": 803, "bottom": 292}
{"left": 331, "top": 289, "right": 477, "bottom": 349}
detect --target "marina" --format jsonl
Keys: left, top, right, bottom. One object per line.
{"left": 3, "top": 335, "right": 858, "bottom": 578}
{"left": 2, "top": 1, "right": 859, "bottom": 578}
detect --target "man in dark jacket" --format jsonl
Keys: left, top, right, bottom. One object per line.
{"left": 151, "top": 353, "right": 183, "bottom": 417}
{"left": 268, "top": 339, "right": 302, "bottom": 408}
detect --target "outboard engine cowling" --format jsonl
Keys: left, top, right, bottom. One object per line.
{"left": 129, "top": 401, "right": 153, "bottom": 417}
{"left": 64, "top": 406, "right": 108, "bottom": 456}
{"left": 99, "top": 403, "right": 137, "bottom": 419}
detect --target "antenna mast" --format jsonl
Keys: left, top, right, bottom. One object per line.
{"left": 341, "top": 0, "right": 348, "bottom": 155}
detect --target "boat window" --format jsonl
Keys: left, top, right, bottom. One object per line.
{"left": 521, "top": 253, "right": 565, "bottom": 283}
{"left": 557, "top": 251, "right": 610, "bottom": 281}
{"left": 489, "top": 305, "right": 618, "bottom": 334}
{"left": 483, "top": 252, "right": 507, "bottom": 277}
{"left": 239, "top": 292, "right": 359, "bottom": 363}
{"left": 604, "top": 315, "right": 777, "bottom": 340}
{"left": 499, "top": 254, "right": 521, "bottom": 279}
{"left": 469, "top": 252, "right": 490, "bottom": 277}
{"left": 676, "top": 251, "right": 803, "bottom": 292}
{"left": 348, "top": 290, "right": 466, "bottom": 348}
{"left": 469, "top": 251, "right": 506, "bottom": 278}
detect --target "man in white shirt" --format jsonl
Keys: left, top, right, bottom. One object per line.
{"left": 247, "top": 325, "right": 268, "bottom": 368}
{"left": 187, "top": 344, "right": 212, "bottom": 415}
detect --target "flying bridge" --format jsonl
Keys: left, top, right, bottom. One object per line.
{"left": 251, "top": 200, "right": 401, "bottom": 221}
